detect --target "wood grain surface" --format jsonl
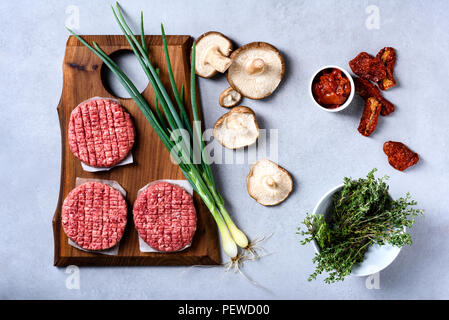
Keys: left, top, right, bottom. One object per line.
{"left": 53, "top": 35, "right": 221, "bottom": 266}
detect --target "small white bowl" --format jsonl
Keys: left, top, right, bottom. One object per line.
{"left": 311, "top": 184, "right": 402, "bottom": 277}
{"left": 309, "top": 65, "right": 355, "bottom": 113}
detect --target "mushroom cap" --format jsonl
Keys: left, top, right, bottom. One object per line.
{"left": 213, "top": 106, "right": 259, "bottom": 149}
{"left": 227, "top": 42, "right": 285, "bottom": 99}
{"left": 246, "top": 159, "right": 293, "bottom": 206}
{"left": 219, "top": 87, "right": 242, "bottom": 108}
{"left": 194, "top": 31, "right": 233, "bottom": 78}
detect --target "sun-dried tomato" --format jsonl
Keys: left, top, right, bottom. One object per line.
{"left": 354, "top": 77, "right": 395, "bottom": 116}
{"left": 358, "top": 97, "right": 382, "bottom": 137}
{"left": 377, "top": 47, "right": 397, "bottom": 90}
{"left": 383, "top": 141, "right": 419, "bottom": 171}
{"left": 312, "top": 68, "right": 351, "bottom": 109}
{"left": 349, "top": 52, "right": 386, "bottom": 83}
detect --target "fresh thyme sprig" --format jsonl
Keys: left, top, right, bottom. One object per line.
{"left": 298, "top": 169, "right": 423, "bottom": 283}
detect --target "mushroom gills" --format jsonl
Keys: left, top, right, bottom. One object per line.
{"left": 227, "top": 42, "right": 285, "bottom": 99}
{"left": 246, "top": 159, "right": 293, "bottom": 206}
{"left": 213, "top": 106, "right": 259, "bottom": 149}
{"left": 219, "top": 87, "right": 242, "bottom": 108}
{"left": 225, "top": 113, "right": 250, "bottom": 132}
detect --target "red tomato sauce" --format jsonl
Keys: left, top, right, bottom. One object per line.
{"left": 312, "top": 68, "right": 351, "bottom": 109}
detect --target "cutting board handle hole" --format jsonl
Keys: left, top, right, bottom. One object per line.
{"left": 101, "top": 49, "right": 150, "bottom": 99}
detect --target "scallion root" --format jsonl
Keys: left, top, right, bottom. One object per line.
{"left": 223, "top": 254, "right": 263, "bottom": 287}
{"left": 178, "top": 234, "right": 273, "bottom": 288}
{"left": 241, "top": 233, "right": 273, "bottom": 260}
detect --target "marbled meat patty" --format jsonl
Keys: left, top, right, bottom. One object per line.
{"left": 62, "top": 182, "right": 128, "bottom": 251}
{"left": 68, "top": 98, "right": 135, "bottom": 167}
{"left": 133, "top": 182, "right": 197, "bottom": 252}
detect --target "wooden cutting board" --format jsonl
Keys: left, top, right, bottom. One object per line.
{"left": 53, "top": 35, "right": 221, "bottom": 266}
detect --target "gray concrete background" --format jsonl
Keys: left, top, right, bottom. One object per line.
{"left": 1, "top": 0, "right": 448, "bottom": 299}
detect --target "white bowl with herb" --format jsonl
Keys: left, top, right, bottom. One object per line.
{"left": 311, "top": 184, "right": 402, "bottom": 277}
{"left": 299, "top": 169, "right": 423, "bottom": 283}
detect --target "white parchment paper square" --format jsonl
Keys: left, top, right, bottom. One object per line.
{"left": 81, "top": 153, "right": 133, "bottom": 172}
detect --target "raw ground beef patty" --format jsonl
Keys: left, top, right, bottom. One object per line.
{"left": 61, "top": 182, "right": 128, "bottom": 251}
{"left": 68, "top": 98, "right": 135, "bottom": 168}
{"left": 133, "top": 182, "right": 197, "bottom": 252}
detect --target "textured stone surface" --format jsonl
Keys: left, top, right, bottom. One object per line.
{"left": 1, "top": 0, "right": 449, "bottom": 299}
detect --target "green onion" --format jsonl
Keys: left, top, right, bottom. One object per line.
{"left": 66, "top": 2, "right": 251, "bottom": 260}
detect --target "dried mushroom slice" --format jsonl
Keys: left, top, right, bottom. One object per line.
{"left": 247, "top": 159, "right": 293, "bottom": 206}
{"left": 195, "top": 31, "right": 233, "bottom": 78}
{"left": 219, "top": 87, "right": 242, "bottom": 108}
{"left": 213, "top": 106, "right": 259, "bottom": 149}
{"left": 227, "top": 42, "right": 285, "bottom": 99}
